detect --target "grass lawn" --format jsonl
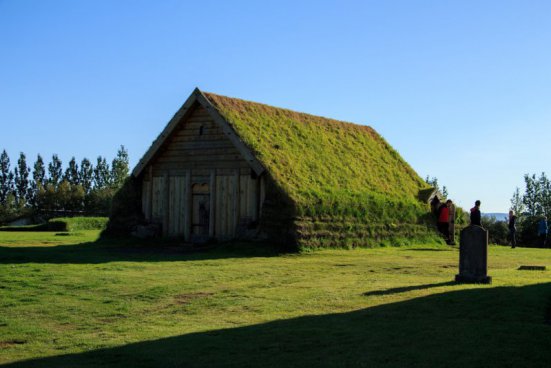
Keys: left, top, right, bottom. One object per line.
{"left": 1, "top": 231, "right": 551, "bottom": 367}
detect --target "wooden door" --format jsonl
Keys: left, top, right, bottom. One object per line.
{"left": 191, "top": 183, "right": 210, "bottom": 242}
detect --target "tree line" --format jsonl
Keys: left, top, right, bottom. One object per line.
{"left": 503, "top": 172, "right": 551, "bottom": 246}
{"left": 479, "top": 172, "right": 551, "bottom": 247}
{"left": 510, "top": 172, "right": 551, "bottom": 218}
{"left": 0, "top": 146, "right": 129, "bottom": 223}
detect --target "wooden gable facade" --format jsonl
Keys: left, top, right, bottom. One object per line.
{"left": 133, "top": 89, "right": 266, "bottom": 241}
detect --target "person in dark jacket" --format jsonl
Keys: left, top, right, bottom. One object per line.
{"left": 431, "top": 196, "right": 441, "bottom": 219}
{"left": 508, "top": 210, "right": 517, "bottom": 248}
{"left": 537, "top": 216, "right": 548, "bottom": 248}
{"left": 470, "top": 200, "right": 481, "bottom": 226}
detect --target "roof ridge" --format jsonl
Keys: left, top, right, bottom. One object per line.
{"left": 203, "top": 91, "right": 374, "bottom": 131}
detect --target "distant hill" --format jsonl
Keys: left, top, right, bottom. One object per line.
{"left": 483, "top": 213, "right": 508, "bottom": 221}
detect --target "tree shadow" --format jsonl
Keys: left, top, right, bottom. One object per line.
{"left": 362, "top": 281, "right": 457, "bottom": 297}
{"left": 3, "top": 284, "right": 551, "bottom": 367}
{"left": 0, "top": 238, "right": 285, "bottom": 265}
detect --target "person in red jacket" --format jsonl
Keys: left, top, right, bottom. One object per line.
{"left": 438, "top": 200, "right": 452, "bottom": 243}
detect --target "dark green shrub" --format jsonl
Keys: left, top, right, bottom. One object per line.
{"left": 85, "top": 187, "right": 115, "bottom": 215}
{"left": 0, "top": 217, "right": 107, "bottom": 232}
{"left": 49, "top": 217, "right": 108, "bottom": 231}
{"left": 481, "top": 216, "right": 509, "bottom": 245}
{"left": 518, "top": 216, "right": 541, "bottom": 248}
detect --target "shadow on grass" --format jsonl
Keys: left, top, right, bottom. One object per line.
{"left": 362, "top": 281, "right": 457, "bottom": 297}
{"left": 403, "top": 247, "right": 454, "bottom": 252}
{"left": 0, "top": 237, "right": 284, "bottom": 265}
{"left": 3, "top": 283, "right": 551, "bottom": 368}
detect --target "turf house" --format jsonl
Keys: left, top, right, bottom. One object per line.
{"left": 129, "top": 88, "right": 437, "bottom": 248}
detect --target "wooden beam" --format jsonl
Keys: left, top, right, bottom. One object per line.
{"left": 163, "top": 147, "right": 241, "bottom": 156}
{"left": 152, "top": 161, "right": 251, "bottom": 174}
{"left": 156, "top": 153, "right": 244, "bottom": 162}
{"left": 171, "top": 134, "right": 230, "bottom": 142}
{"left": 168, "top": 141, "right": 234, "bottom": 150}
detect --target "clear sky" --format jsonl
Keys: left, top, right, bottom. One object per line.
{"left": 1, "top": 0, "right": 550, "bottom": 213}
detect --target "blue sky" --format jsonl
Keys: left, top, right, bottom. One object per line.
{"left": 1, "top": 0, "right": 550, "bottom": 212}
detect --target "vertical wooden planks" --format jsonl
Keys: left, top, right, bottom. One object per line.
{"left": 184, "top": 170, "right": 191, "bottom": 241}
{"left": 152, "top": 176, "right": 165, "bottom": 223}
{"left": 215, "top": 175, "right": 222, "bottom": 238}
{"left": 177, "top": 176, "right": 185, "bottom": 235}
{"left": 146, "top": 172, "right": 261, "bottom": 240}
{"left": 168, "top": 176, "right": 173, "bottom": 235}
{"left": 167, "top": 176, "right": 174, "bottom": 235}
{"left": 209, "top": 170, "right": 216, "bottom": 238}
{"left": 247, "top": 178, "right": 259, "bottom": 221}
{"left": 176, "top": 176, "right": 181, "bottom": 235}
{"left": 227, "top": 176, "right": 234, "bottom": 237}
{"left": 167, "top": 175, "right": 185, "bottom": 236}
{"left": 214, "top": 176, "right": 220, "bottom": 237}
{"left": 142, "top": 180, "right": 151, "bottom": 221}
{"left": 240, "top": 175, "right": 248, "bottom": 219}
{"left": 214, "top": 175, "right": 238, "bottom": 239}
{"left": 233, "top": 170, "right": 240, "bottom": 236}
{"left": 259, "top": 175, "right": 266, "bottom": 215}
{"left": 148, "top": 166, "right": 153, "bottom": 220}
{"left": 219, "top": 176, "right": 227, "bottom": 239}
{"left": 143, "top": 182, "right": 147, "bottom": 218}
{"left": 163, "top": 172, "right": 169, "bottom": 236}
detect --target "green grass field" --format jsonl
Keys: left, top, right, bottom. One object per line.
{"left": 1, "top": 231, "right": 551, "bottom": 367}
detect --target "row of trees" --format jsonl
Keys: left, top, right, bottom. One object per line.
{"left": 507, "top": 173, "right": 551, "bottom": 247}
{"left": 481, "top": 172, "right": 551, "bottom": 247}
{"left": 0, "top": 146, "right": 129, "bottom": 222}
{"left": 510, "top": 173, "right": 551, "bottom": 218}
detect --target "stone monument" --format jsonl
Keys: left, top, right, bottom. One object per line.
{"left": 455, "top": 225, "right": 492, "bottom": 284}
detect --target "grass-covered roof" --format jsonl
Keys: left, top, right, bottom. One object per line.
{"left": 204, "top": 92, "right": 430, "bottom": 219}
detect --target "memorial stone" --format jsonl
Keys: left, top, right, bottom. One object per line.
{"left": 455, "top": 225, "right": 492, "bottom": 284}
